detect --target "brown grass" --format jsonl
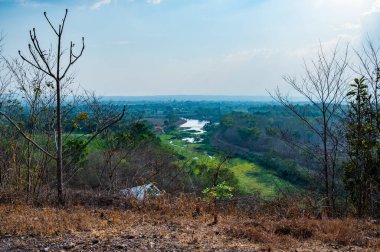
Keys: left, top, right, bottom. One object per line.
{"left": 225, "top": 217, "right": 380, "bottom": 250}
{"left": 0, "top": 193, "right": 379, "bottom": 251}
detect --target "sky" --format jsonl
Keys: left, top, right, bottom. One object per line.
{"left": 0, "top": 0, "right": 380, "bottom": 96}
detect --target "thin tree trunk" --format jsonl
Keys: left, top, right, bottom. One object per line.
{"left": 56, "top": 31, "right": 63, "bottom": 206}
{"left": 322, "top": 108, "right": 331, "bottom": 211}
{"left": 26, "top": 141, "right": 31, "bottom": 203}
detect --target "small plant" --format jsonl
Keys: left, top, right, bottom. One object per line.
{"left": 202, "top": 181, "right": 235, "bottom": 200}
{"left": 202, "top": 181, "right": 235, "bottom": 225}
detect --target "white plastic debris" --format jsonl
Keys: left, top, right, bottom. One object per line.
{"left": 120, "top": 183, "right": 161, "bottom": 200}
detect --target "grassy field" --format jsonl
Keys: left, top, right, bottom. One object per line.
{"left": 228, "top": 158, "right": 295, "bottom": 197}
{"left": 160, "top": 130, "right": 296, "bottom": 198}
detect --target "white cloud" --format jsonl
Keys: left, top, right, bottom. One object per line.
{"left": 147, "top": 0, "right": 161, "bottom": 5}
{"left": 291, "top": 34, "right": 355, "bottom": 59}
{"left": 341, "top": 22, "right": 361, "bottom": 30}
{"left": 363, "top": 0, "right": 380, "bottom": 15}
{"left": 91, "top": 0, "right": 112, "bottom": 10}
{"left": 371, "top": 0, "right": 380, "bottom": 9}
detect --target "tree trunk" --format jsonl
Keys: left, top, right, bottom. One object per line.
{"left": 322, "top": 108, "right": 331, "bottom": 212}
{"left": 56, "top": 32, "right": 64, "bottom": 206}
{"left": 26, "top": 141, "right": 31, "bottom": 203}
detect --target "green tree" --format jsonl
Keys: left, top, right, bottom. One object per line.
{"left": 344, "top": 77, "right": 378, "bottom": 216}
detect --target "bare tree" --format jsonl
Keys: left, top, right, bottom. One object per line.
{"left": 0, "top": 10, "right": 125, "bottom": 205}
{"left": 270, "top": 44, "right": 350, "bottom": 213}
{"left": 17, "top": 9, "right": 85, "bottom": 204}
{"left": 353, "top": 38, "right": 380, "bottom": 130}
{"left": 0, "top": 34, "right": 3, "bottom": 55}
{"left": 0, "top": 34, "right": 10, "bottom": 102}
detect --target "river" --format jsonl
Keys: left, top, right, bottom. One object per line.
{"left": 179, "top": 118, "right": 209, "bottom": 143}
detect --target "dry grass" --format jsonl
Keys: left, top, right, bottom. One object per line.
{"left": 225, "top": 217, "right": 380, "bottom": 250}
{"left": 0, "top": 193, "right": 379, "bottom": 251}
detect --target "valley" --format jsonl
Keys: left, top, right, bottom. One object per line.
{"left": 159, "top": 116, "right": 298, "bottom": 197}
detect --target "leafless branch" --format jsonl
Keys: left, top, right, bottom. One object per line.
{"left": 64, "top": 105, "right": 126, "bottom": 159}
{"left": 43, "top": 11, "right": 59, "bottom": 36}
{"left": 0, "top": 110, "right": 56, "bottom": 159}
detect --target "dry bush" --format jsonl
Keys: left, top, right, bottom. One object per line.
{"left": 224, "top": 217, "right": 380, "bottom": 250}
{"left": 315, "top": 218, "right": 379, "bottom": 247}
{"left": 0, "top": 193, "right": 208, "bottom": 237}
{"left": 0, "top": 192, "right": 379, "bottom": 250}
{"left": 0, "top": 204, "right": 107, "bottom": 237}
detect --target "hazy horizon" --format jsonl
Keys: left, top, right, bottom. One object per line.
{"left": 99, "top": 94, "right": 278, "bottom": 102}
{"left": 1, "top": 0, "right": 380, "bottom": 96}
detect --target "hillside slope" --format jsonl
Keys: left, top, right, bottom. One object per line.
{"left": 0, "top": 195, "right": 379, "bottom": 251}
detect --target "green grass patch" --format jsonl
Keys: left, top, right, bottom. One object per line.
{"left": 228, "top": 158, "right": 296, "bottom": 198}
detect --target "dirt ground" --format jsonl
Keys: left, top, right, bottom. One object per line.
{"left": 0, "top": 214, "right": 376, "bottom": 252}
{"left": 0, "top": 228, "right": 370, "bottom": 252}
{"left": 0, "top": 195, "right": 379, "bottom": 252}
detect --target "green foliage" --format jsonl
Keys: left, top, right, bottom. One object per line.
{"left": 254, "top": 153, "right": 309, "bottom": 187}
{"left": 72, "top": 112, "right": 89, "bottom": 129}
{"left": 344, "top": 77, "right": 380, "bottom": 216}
{"left": 128, "top": 121, "right": 159, "bottom": 144}
{"left": 64, "top": 138, "right": 88, "bottom": 166}
{"left": 238, "top": 126, "right": 260, "bottom": 140}
{"left": 100, "top": 121, "right": 159, "bottom": 151}
{"left": 220, "top": 115, "right": 233, "bottom": 127}
{"left": 195, "top": 160, "right": 239, "bottom": 189}
{"left": 265, "top": 127, "right": 277, "bottom": 136}
{"left": 202, "top": 181, "right": 235, "bottom": 200}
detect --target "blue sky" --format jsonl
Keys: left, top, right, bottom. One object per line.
{"left": 1, "top": 0, "right": 380, "bottom": 96}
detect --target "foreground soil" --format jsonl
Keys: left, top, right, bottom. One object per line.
{"left": 0, "top": 198, "right": 379, "bottom": 251}
{"left": 0, "top": 225, "right": 372, "bottom": 252}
